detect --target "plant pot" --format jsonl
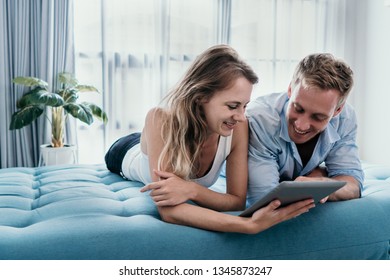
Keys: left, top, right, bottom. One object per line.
{"left": 38, "top": 144, "right": 78, "bottom": 166}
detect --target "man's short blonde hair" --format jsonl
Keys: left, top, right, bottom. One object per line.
{"left": 291, "top": 53, "right": 354, "bottom": 106}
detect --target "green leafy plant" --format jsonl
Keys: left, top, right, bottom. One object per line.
{"left": 10, "top": 72, "right": 108, "bottom": 147}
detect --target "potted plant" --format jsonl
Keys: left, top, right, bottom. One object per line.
{"left": 10, "top": 72, "right": 108, "bottom": 165}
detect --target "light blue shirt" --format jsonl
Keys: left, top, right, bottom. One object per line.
{"left": 246, "top": 92, "right": 364, "bottom": 206}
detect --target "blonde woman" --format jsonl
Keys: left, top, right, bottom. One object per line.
{"left": 105, "top": 45, "right": 314, "bottom": 234}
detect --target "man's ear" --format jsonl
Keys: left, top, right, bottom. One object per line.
{"left": 333, "top": 102, "right": 345, "bottom": 117}
{"left": 287, "top": 83, "right": 292, "bottom": 98}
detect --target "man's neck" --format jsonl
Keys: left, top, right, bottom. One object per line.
{"left": 296, "top": 134, "right": 320, "bottom": 168}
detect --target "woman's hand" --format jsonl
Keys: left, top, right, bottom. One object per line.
{"left": 140, "top": 170, "right": 196, "bottom": 206}
{"left": 247, "top": 199, "right": 315, "bottom": 234}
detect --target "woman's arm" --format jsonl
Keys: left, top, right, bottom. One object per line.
{"left": 183, "top": 118, "right": 249, "bottom": 211}
{"left": 141, "top": 117, "right": 248, "bottom": 212}
{"left": 158, "top": 198, "right": 315, "bottom": 234}
{"left": 142, "top": 169, "right": 244, "bottom": 211}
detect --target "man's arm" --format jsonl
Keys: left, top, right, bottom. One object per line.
{"left": 325, "top": 106, "right": 364, "bottom": 199}
{"left": 247, "top": 152, "right": 281, "bottom": 206}
{"left": 247, "top": 93, "right": 292, "bottom": 206}
{"left": 247, "top": 117, "right": 282, "bottom": 206}
{"left": 329, "top": 175, "right": 360, "bottom": 200}
{"left": 303, "top": 169, "right": 360, "bottom": 201}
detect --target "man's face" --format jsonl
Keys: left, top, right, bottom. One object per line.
{"left": 286, "top": 82, "right": 343, "bottom": 144}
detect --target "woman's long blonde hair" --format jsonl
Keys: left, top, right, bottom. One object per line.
{"left": 158, "top": 45, "right": 258, "bottom": 179}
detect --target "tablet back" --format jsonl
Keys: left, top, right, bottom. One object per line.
{"left": 239, "top": 181, "right": 346, "bottom": 217}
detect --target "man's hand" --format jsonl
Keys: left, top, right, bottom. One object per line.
{"left": 295, "top": 172, "right": 361, "bottom": 202}
{"left": 307, "top": 166, "right": 328, "bottom": 178}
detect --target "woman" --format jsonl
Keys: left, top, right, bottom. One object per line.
{"left": 105, "top": 45, "right": 314, "bottom": 234}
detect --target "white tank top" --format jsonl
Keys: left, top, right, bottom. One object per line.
{"left": 121, "top": 134, "right": 233, "bottom": 187}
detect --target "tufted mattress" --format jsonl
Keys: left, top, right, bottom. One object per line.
{"left": 0, "top": 163, "right": 389, "bottom": 260}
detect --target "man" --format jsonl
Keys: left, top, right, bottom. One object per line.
{"left": 246, "top": 53, "right": 364, "bottom": 206}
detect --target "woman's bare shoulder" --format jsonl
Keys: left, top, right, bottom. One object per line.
{"left": 144, "top": 107, "right": 170, "bottom": 137}
{"left": 142, "top": 107, "right": 167, "bottom": 153}
{"left": 145, "top": 107, "right": 167, "bottom": 126}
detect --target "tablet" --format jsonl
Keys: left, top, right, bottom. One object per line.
{"left": 239, "top": 181, "right": 346, "bottom": 217}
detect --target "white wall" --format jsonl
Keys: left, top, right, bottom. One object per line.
{"left": 348, "top": 0, "right": 390, "bottom": 165}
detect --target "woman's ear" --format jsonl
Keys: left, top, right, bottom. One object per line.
{"left": 198, "top": 95, "right": 210, "bottom": 104}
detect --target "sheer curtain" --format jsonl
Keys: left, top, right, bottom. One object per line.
{"left": 230, "top": 0, "right": 347, "bottom": 98}
{"left": 74, "top": 0, "right": 347, "bottom": 164}
{"left": 75, "top": 0, "right": 221, "bottom": 163}
{"left": 0, "top": 0, "right": 75, "bottom": 168}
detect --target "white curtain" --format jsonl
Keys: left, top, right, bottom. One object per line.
{"left": 74, "top": 0, "right": 347, "bottom": 164}
{"left": 230, "top": 0, "right": 347, "bottom": 97}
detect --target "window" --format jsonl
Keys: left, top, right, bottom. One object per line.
{"left": 74, "top": 0, "right": 344, "bottom": 164}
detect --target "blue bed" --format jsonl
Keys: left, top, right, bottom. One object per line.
{"left": 0, "top": 163, "right": 389, "bottom": 260}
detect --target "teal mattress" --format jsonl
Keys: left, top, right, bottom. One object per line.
{"left": 0, "top": 163, "right": 389, "bottom": 260}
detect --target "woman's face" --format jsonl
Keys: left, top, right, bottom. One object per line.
{"left": 201, "top": 77, "right": 253, "bottom": 137}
